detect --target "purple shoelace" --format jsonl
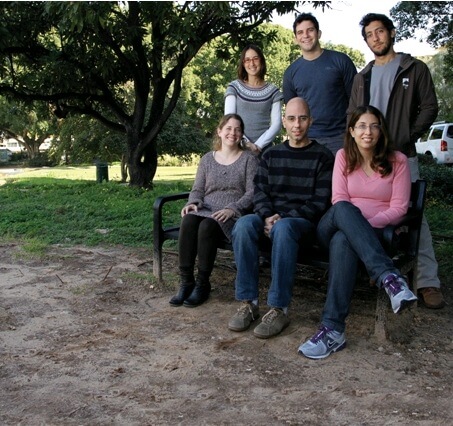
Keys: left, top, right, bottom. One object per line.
{"left": 383, "top": 274, "right": 403, "bottom": 296}
{"left": 310, "top": 325, "right": 331, "bottom": 343}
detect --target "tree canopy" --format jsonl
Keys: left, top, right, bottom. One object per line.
{"left": 390, "top": 1, "right": 453, "bottom": 84}
{"left": 0, "top": 98, "right": 57, "bottom": 159}
{"left": 4, "top": 1, "right": 331, "bottom": 186}
{"left": 421, "top": 53, "right": 453, "bottom": 122}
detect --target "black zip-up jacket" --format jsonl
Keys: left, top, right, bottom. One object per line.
{"left": 347, "top": 53, "right": 438, "bottom": 157}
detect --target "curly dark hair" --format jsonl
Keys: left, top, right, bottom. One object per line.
{"left": 359, "top": 13, "right": 395, "bottom": 42}
{"left": 292, "top": 12, "right": 320, "bottom": 34}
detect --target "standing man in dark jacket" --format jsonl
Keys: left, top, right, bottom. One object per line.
{"left": 348, "top": 13, "right": 445, "bottom": 309}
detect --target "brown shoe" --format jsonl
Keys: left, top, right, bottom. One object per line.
{"left": 418, "top": 287, "right": 446, "bottom": 309}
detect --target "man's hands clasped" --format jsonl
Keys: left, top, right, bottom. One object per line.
{"left": 264, "top": 213, "right": 281, "bottom": 237}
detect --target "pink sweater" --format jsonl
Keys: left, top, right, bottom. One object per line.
{"left": 332, "top": 149, "right": 411, "bottom": 229}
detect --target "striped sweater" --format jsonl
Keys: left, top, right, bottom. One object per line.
{"left": 253, "top": 140, "right": 334, "bottom": 223}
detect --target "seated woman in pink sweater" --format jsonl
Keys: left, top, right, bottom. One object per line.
{"left": 299, "top": 105, "right": 417, "bottom": 360}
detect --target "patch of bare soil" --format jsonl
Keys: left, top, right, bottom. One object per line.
{"left": 0, "top": 243, "right": 452, "bottom": 425}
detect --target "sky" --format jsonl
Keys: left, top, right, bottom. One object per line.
{"left": 273, "top": 0, "right": 437, "bottom": 63}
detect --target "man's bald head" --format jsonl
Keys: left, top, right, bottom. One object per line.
{"left": 283, "top": 97, "right": 313, "bottom": 147}
{"left": 285, "top": 97, "right": 311, "bottom": 118}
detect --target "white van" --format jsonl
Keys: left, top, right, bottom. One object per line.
{"left": 415, "top": 122, "right": 453, "bottom": 164}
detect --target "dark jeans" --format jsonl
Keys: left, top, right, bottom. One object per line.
{"left": 317, "top": 201, "right": 400, "bottom": 332}
{"left": 178, "top": 214, "right": 223, "bottom": 276}
{"left": 232, "top": 214, "right": 315, "bottom": 308}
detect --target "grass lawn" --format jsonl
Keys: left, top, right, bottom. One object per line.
{"left": 0, "top": 164, "right": 196, "bottom": 248}
{"left": 0, "top": 163, "right": 451, "bottom": 279}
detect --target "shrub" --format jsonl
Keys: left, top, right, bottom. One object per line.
{"left": 10, "top": 151, "right": 27, "bottom": 162}
{"left": 27, "top": 152, "right": 57, "bottom": 167}
{"left": 419, "top": 159, "right": 453, "bottom": 206}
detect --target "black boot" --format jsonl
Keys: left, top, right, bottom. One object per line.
{"left": 169, "top": 268, "right": 195, "bottom": 307}
{"left": 183, "top": 273, "right": 211, "bottom": 308}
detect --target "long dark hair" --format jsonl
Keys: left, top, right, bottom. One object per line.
{"left": 237, "top": 44, "right": 267, "bottom": 82}
{"left": 344, "top": 105, "right": 393, "bottom": 177}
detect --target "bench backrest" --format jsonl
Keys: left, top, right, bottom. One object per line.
{"left": 152, "top": 180, "right": 427, "bottom": 280}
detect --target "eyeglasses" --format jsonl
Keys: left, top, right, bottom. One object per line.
{"left": 243, "top": 56, "right": 260, "bottom": 64}
{"left": 354, "top": 124, "right": 381, "bottom": 132}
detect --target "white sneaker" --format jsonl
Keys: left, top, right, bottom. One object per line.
{"left": 382, "top": 274, "right": 417, "bottom": 314}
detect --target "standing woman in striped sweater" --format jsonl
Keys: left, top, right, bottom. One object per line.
{"left": 224, "top": 44, "right": 283, "bottom": 156}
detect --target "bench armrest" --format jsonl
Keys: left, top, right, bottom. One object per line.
{"left": 153, "top": 192, "right": 190, "bottom": 244}
{"left": 382, "top": 180, "right": 426, "bottom": 258}
{"left": 153, "top": 192, "right": 190, "bottom": 280}
{"left": 382, "top": 212, "right": 416, "bottom": 255}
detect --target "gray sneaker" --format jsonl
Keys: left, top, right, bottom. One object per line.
{"left": 253, "top": 308, "right": 290, "bottom": 339}
{"left": 228, "top": 302, "right": 260, "bottom": 332}
{"left": 298, "top": 325, "right": 346, "bottom": 359}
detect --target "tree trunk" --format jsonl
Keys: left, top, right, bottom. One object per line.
{"left": 24, "top": 142, "right": 40, "bottom": 159}
{"left": 120, "top": 154, "right": 129, "bottom": 183}
{"left": 128, "top": 138, "right": 158, "bottom": 188}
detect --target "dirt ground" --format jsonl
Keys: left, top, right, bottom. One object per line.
{"left": 0, "top": 242, "right": 452, "bottom": 425}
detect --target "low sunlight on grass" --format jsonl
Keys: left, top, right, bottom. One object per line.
{"left": 4, "top": 163, "right": 197, "bottom": 183}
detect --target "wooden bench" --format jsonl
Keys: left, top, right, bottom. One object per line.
{"left": 153, "top": 180, "right": 426, "bottom": 340}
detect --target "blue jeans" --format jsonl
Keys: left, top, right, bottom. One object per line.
{"left": 318, "top": 202, "right": 400, "bottom": 333}
{"left": 232, "top": 214, "right": 315, "bottom": 308}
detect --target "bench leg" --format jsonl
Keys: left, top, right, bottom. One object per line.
{"left": 153, "top": 246, "right": 163, "bottom": 282}
{"left": 410, "top": 263, "right": 419, "bottom": 307}
{"left": 376, "top": 278, "right": 417, "bottom": 344}
{"left": 374, "top": 287, "right": 388, "bottom": 342}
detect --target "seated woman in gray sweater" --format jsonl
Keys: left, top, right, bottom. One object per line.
{"left": 169, "top": 114, "right": 259, "bottom": 308}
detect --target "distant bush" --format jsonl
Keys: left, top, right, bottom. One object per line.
{"left": 158, "top": 154, "right": 200, "bottom": 167}
{"left": 27, "top": 152, "right": 57, "bottom": 167}
{"left": 10, "top": 151, "right": 27, "bottom": 162}
{"left": 417, "top": 153, "right": 438, "bottom": 167}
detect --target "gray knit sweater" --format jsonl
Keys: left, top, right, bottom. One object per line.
{"left": 187, "top": 150, "right": 259, "bottom": 240}
{"left": 225, "top": 79, "right": 283, "bottom": 145}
